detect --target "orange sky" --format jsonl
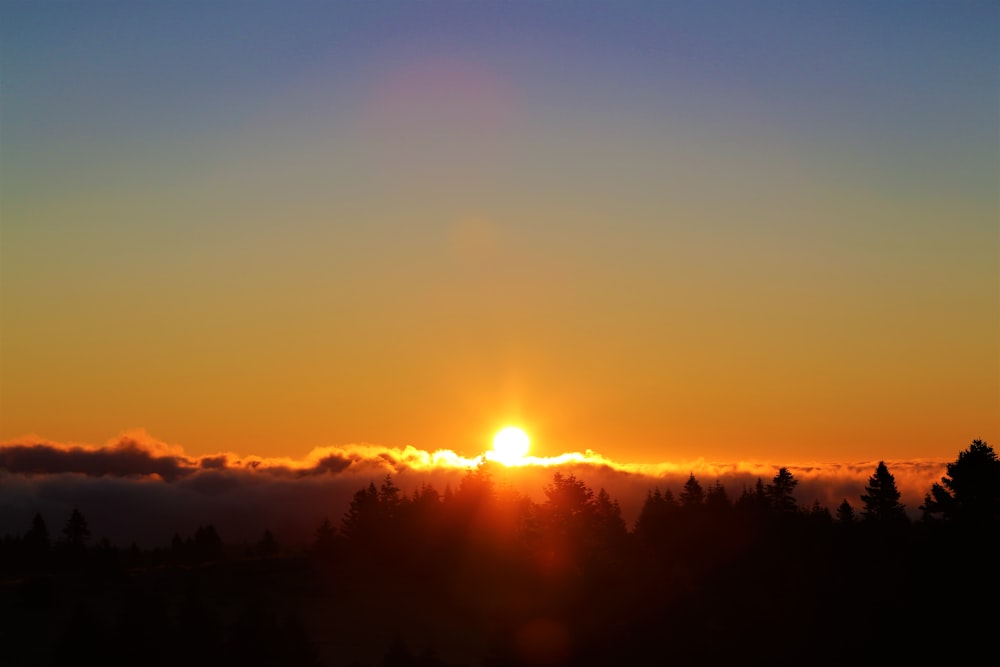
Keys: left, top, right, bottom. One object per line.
{"left": 1, "top": 3, "right": 997, "bottom": 465}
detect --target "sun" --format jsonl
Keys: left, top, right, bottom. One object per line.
{"left": 489, "top": 426, "right": 531, "bottom": 466}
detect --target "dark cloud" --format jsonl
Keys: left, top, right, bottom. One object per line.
{"left": 306, "top": 454, "right": 353, "bottom": 476}
{"left": 0, "top": 440, "right": 194, "bottom": 482}
{"left": 0, "top": 434, "right": 397, "bottom": 482}
{"left": 0, "top": 433, "right": 951, "bottom": 549}
{"left": 199, "top": 455, "right": 229, "bottom": 470}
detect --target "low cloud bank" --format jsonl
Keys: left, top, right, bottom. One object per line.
{"left": 0, "top": 431, "right": 949, "bottom": 547}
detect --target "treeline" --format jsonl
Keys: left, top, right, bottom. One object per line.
{"left": 1, "top": 514, "right": 270, "bottom": 576}
{"left": 1, "top": 439, "right": 997, "bottom": 666}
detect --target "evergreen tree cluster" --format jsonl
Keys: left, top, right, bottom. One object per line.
{"left": 1, "top": 439, "right": 996, "bottom": 666}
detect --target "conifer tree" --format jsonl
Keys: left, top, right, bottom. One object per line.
{"left": 594, "top": 488, "right": 627, "bottom": 542}
{"left": 342, "top": 482, "right": 380, "bottom": 543}
{"left": 679, "top": 473, "right": 704, "bottom": 507}
{"left": 705, "top": 481, "right": 731, "bottom": 511}
{"left": 921, "top": 439, "right": 1000, "bottom": 524}
{"left": 62, "top": 508, "right": 91, "bottom": 549}
{"left": 766, "top": 468, "right": 798, "bottom": 514}
{"left": 836, "top": 499, "right": 856, "bottom": 524}
{"left": 860, "top": 461, "right": 907, "bottom": 523}
{"left": 24, "top": 513, "right": 50, "bottom": 551}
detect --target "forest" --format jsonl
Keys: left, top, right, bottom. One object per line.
{"left": 1, "top": 439, "right": 997, "bottom": 667}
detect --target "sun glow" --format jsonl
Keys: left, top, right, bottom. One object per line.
{"left": 488, "top": 426, "right": 531, "bottom": 466}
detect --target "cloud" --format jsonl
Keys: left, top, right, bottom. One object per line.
{"left": 0, "top": 432, "right": 951, "bottom": 548}
{"left": 0, "top": 430, "right": 195, "bottom": 481}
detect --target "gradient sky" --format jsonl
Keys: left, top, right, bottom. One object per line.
{"left": 1, "top": 1, "right": 997, "bottom": 465}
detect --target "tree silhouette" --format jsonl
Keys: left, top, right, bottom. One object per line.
{"left": 311, "top": 517, "right": 338, "bottom": 559}
{"left": 860, "top": 461, "right": 906, "bottom": 524}
{"left": 536, "top": 472, "right": 630, "bottom": 573}
{"left": 25, "top": 513, "right": 50, "bottom": 550}
{"left": 341, "top": 475, "right": 409, "bottom": 553}
{"left": 543, "top": 472, "right": 595, "bottom": 523}
{"left": 766, "top": 468, "right": 798, "bottom": 514}
{"left": 921, "top": 439, "right": 1000, "bottom": 524}
{"left": 62, "top": 508, "right": 91, "bottom": 551}
{"left": 809, "top": 499, "right": 832, "bottom": 524}
{"left": 455, "top": 463, "right": 496, "bottom": 508}
{"left": 679, "top": 473, "right": 704, "bottom": 507}
{"left": 23, "top": 513, "right": 51, "bottom": 569}
{"left": 633, "top": 488, "right": 677, "bottom": 547}
{"left": 379, "top": 474, "right": 404, "bottom": 519}
{"left": 20, "top": 442, "right": 1000, "bottom": 667}
{"left": 736, "top": 478, "right": 771, "bottom": 516}
{"left": 705, "top": 480, "right": 731, "bottom": 512}
{"left": 342, "top": 481, "right": 381, "bottom": 544}
{"left": 594, "top": 488, "right": 627, "bottom": 539}
{"left": 836, "top": 499, "right": 856, "bottom": 524}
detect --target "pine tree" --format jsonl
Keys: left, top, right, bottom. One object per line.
{"left": 63, "top": 508, "right": 91, "bottom": 549}
{"left": 809, "top": 500, "right": 832, "bottom": 524}
{"left": 342, "top": 482, "right": 380, "bottom": 543}
{"left": 705, "top": 480, "right": 731, "bottom": 511}
{"left": 921, "top": 439, "right": 1000, "bottom": 524}
{"left": 679, "top": 473, "right": 704, "bottom": 507}
{"left": 836, "top": 499, "right": 856, "bottom": 524}
{"left": 860, "top": 461, "right": 907, "bottom": 524}
{"left": 543, "top": 472, "right": 596, "bottom": 525}
{"left": 379, "top": 474, "right": 404, "bottom": 520}
{"left": 24, "top": 513, "right": 50, "bottom": 551}
{"left": 594, "top": 488, "right": 627, "bottom": 542}
{"left": 766, "top": 468, "right": 798, "bottom": 514}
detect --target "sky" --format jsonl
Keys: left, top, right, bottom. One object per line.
{"left": 1, "top": 1, "right": 997, "bottom": 470}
